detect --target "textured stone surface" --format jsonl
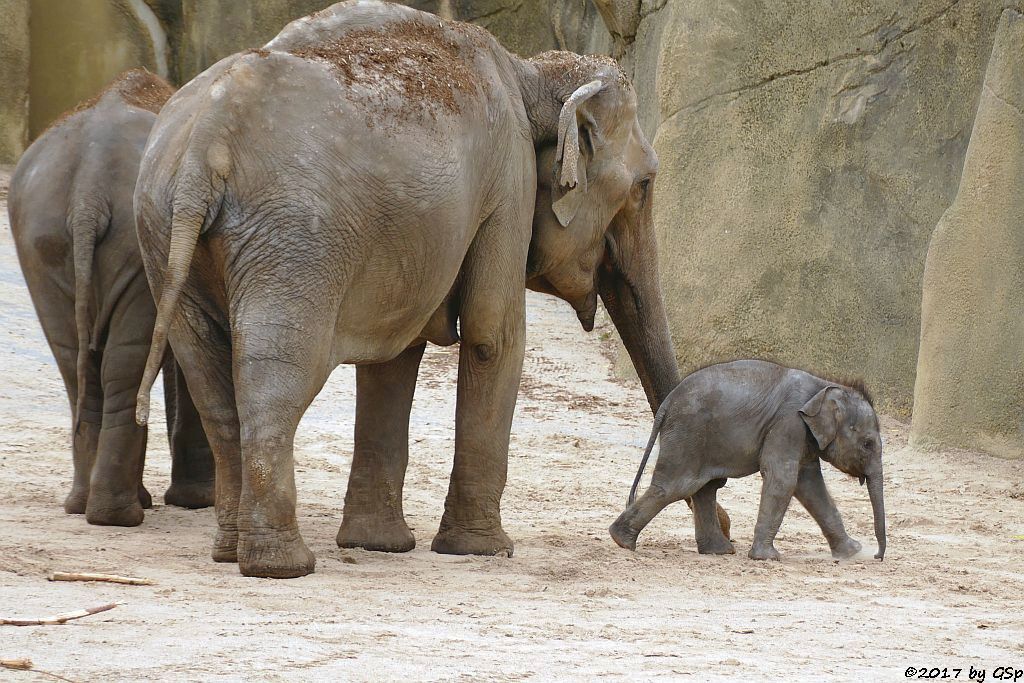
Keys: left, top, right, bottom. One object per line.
{"left": 175, "top": 0, "right": 606, "bottom": 82}
{"left": 0, "top": 0, "right": 29, "bottom": 164}
{"left": 911, "top": 7, "right": 1024, "bottom": 459}
{"left": 637, "top": 0, "right": 1004, "bottom": 417}
{"left": 28, "top": 0, "right": 166, "bottom": 137}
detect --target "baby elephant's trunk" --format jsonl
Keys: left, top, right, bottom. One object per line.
{"left": 867, "top": 463, "right": 886, "bottom": 560}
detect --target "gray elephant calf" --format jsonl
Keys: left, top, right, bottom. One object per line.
{"left": 609, "top": 360, "right": 886, "bottom": 561}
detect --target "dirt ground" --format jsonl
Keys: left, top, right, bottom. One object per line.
{"left": 1, "top": 171, "right": 1022, "bottom": 682}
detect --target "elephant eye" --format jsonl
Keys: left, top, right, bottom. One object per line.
{"left": 862, "top": 438, "right": 874, "bottom": 451}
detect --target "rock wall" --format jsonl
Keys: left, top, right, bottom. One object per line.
{"left": 0, "top": 0, "right": 29, "bottom": 164}
{"left": 27, "top": 0, "right": 168, "bottom": 138}
{"left": 910, "top": 7, "right": 1024, "bottom": 459}
{"left": 5, "top": 0, "right": 1022, "bottom": 435}
{"left": 626, "top": 0, "right": 1006, "bottom": 418}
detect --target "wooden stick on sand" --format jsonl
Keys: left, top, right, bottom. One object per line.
{"left": 47, "top": 571, "right": 154, "bottom": 586}
{"left": 0, "top": 602, "right": 120, "bottom": 626}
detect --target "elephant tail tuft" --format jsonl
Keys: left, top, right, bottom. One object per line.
{"left": 628, "top": 401, "right": 668, "bottom": 506}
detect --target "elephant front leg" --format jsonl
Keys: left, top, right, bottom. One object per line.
{"left": 431, "top": 283, "right": 525, "bottom": 555}
{"left": 337, "top": 343, "right": 425, "bottom": 553}
{"left": 163, "top": 357, "right": 215, "bottom": 509}
{"left": 795, "top": 461, "right": 861, "bottom": 559}
{"left": 749, "top": 418, "right": 804, "bottom": 560}
{"left": 749, "top": 463, "right": 799, "bottom": 561}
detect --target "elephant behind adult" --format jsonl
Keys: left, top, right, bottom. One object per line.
{"left": 134, "top": 1, "right": 689, "bottom": 578}
{"left": 8, "top": 69, "right": 214, "bottom": 526}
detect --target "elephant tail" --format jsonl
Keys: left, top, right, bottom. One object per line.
{"left": 69, "top": 199, "right": 110, "bottom": 436}
{"left": 135, "top": 156, "right": 224, "bottom": 426}
{"left": 628, "top": 401, "right": 668, "bottom": 506}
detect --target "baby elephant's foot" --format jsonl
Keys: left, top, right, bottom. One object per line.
{"left": 697, "top": 535, "right": 736, "bottom": 555}
{"left": 830, "top": 536, "right": 862, "bottom": 560}
{"left": 608, "top": 518, "right": 638, "bottom": 551}
{"left": 164, "top": 480, "right": 215, "bottom": 509}
{"left": 748, "top": 542, "right": 781, "bottom": 561}
{"left": 337, "top": 514, "right": 415, "bottom": 553}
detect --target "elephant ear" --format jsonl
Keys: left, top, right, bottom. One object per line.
{"left": 799, "top": 386, "right": 843, "bottom": 451}
{"left": 552, "top": 80, "right": 603, "bottom": 227}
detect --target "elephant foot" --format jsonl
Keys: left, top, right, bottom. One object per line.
{"left": 608, "top": 518, "right": 638, "bottom": 551}
{"left": 164, "top": 480, "right": 215, "bottom": 509}
{"left": 748, "top": 542, "right": 781, "bottom": 561}
{"left": 830, "top": 536, "right": 862, "bottom": 560}
{"left": 697, "top": 535, "right": 736, "bottom": 555}
{"left": 431, "top": 524, "right": 513, "bottom": 557}
{"left": 212, "top": 528, "right": 239, "bottom": 563}
{"left": 85, "top": 494, "right": 144, "bottom": 527}
{"left": 336, "top": 514, "right": 415, "bottom": 553}
{"left": 64, "top": 487, "right": 89, "bottom": 515}
{"left": 138, "top": 485, "right": 153, "bottom": 510}
{"left": 238, "top": 527, "right": 315, "bottom": 578}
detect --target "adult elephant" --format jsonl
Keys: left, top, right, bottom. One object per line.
{"left": 135, "top": 1, "right": 697, "bottom": 578}
{"left": 8, "top": 69, "right": 214, "bottom": 525}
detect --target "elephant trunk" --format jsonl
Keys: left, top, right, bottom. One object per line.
{"left": 597, "top": 214, "right": 680, "bottom": 413}
{"left": 867, "top": 462, "right": 886, "bottom": 560}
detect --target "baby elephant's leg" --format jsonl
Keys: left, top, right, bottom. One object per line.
{"left": 610, "top": 436, "right": 706, "bottom": 551}
{"left": 691, "top": 479, "right": 734, "bottom": 554}
{"left": 749, "top": 417, "right": 807, "bottom": 560}
{"left": 609, "top": 484, "right": 677, "bottom": 551}
{"left": 794, "top": 461, "right": 861, "bottom": 559}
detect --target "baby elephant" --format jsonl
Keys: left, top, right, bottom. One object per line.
{"left": 609, "top": 360, "right": 886, "bottom": 561}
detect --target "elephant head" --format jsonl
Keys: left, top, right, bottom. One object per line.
{"left": 523, "top": 53, "right": 679, "bottom": 411}
{"left": 800, "top": 386, "right": 886, "bottom": 560}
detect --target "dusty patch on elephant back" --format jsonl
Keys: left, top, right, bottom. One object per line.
{"left": 530, "top": 51, "right": 630, "bottom": 92}
{"left": 289, "top": 20, "right": 477, "bottom": 120}
{"left": 45, "top": 69, "right": 175, "bottom": 132}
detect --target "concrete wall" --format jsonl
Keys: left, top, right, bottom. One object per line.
{"left": 911, "top": 7, "right": 1024, "bottom": 459}
{"left": 4, "top": 0, "right": 1022, "bottom": 452}
{"left": 625, "top": 0, "right": 1005, "bottom": 419}
{"left": 28, "top": 0, "right": 168, "bottom": 138}
{"left": 0, "top": 0, "right": 29, "bottom": 164}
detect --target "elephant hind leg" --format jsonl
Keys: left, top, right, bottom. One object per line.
{"left": 162, "top": 354, "right": 215, "bottom": 509}
{"left": 166, "top": 298, "right": 242, "bottom": 562}
{"left": 56, "top": 342, "right": 102, "bottom": 515}
{"left": 609, "top": 476, "right": 707, "bottom": 551}
{"left": 337, "top": 343, "right": 424, "bottom": 553}
{"left": 231, "top": 306, "right": 338, "bottom": 578}
{"left": 691, "top": 479, "right": 734, "bottom": 555}
{"left": 84, "top": 278, "right": 156, "bottom": 527}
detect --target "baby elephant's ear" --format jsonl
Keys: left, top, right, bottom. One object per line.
{"left": 799, "top": 387, "right": 842, "bottom": 450}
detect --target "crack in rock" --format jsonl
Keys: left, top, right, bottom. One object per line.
{"left": 659, "top": 0, "right": 963, "bottom": 125}
{"left": 464, "top": 1, "right": 524, "bottom": 23}
{"left": 984, "top": 83, "right": 1024, "bottom": 119}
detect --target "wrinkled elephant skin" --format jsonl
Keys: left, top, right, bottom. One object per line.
{"left": 134, "top": 2, "right": 684, "bottom": 578}
{"left": 8, "top": 70, "right": 214, "bottom": 526}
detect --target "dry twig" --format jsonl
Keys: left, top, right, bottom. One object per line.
{"left": 0, "top": 602, "right": 120, "bottom": 626}
{"left": 47, "top": 572, "right": 154, "bottom": 586}
{"left": 1, "top": 658, "right": 33, "bottom": 670}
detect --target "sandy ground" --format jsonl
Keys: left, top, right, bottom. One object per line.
{"left": 1, "top": 172, "right": 1022, "bottom": 683}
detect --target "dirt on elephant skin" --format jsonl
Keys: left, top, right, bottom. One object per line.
{"left": 288, "top": 19, "right": 478, "bottom": 118}
{"left": 0, "top": 169, "right": 1022, "bottom": 680}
